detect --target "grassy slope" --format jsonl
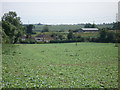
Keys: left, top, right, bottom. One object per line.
{"left": 33, "top": 25, "right": 83, "bottom": 32}
{"left": 33, "top": 24, "right": 113, "bottom": 32}
{"left": 2, "top": 43, "right": 118, "bottom": 88}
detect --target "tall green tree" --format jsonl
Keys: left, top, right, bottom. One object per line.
{"left": 106, "top": 31, "right": 115, "bottom": 42}
{"left": 84, "top": 23, "right": 97, "bottom": 28}
{"left": 0, "top": 25, "right": 2, "bottom": 43}
{"left": 2, "top": 11, "right": 25, "bottom": 43}
{"left": 26, "top": 24, "right": 33, "bottom": 34}
{"left": 67, "top": 30, "right": 74, "bottom": 40}
{"left": 99, "top": 30, "right": 107, "bottom": 42}
{"left": 26, "top": 24, "right": 34, "bottom": 39}
{"left": 99, "top": 30, "right": 115, "bottom": 42}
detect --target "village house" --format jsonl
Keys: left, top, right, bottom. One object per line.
{"left": 35, "top": 34, "right": 54, "bottom": 42}
{"left": 79, "top": 28, "right": 99, "bottom": 33}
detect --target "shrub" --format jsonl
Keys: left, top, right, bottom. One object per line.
{"left": 20, "top": 39, "right": 36, "bottom": 44}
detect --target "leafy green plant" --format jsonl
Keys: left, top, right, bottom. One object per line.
{"left": 2, "top": 43, "right": 118, "bottom": 88}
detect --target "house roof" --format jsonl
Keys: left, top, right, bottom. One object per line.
{"left": 81, "top": 28, "right": 99, "bottom": 31}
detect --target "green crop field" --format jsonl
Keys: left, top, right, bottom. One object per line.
{"left": 2, "top": 43, "right": 118, "bottom": 88}
{"left": 33, "top": 25, "right": 83, "bottom": 32}
{"left": 33, "top": 24, "right": 113, "bottom": 32}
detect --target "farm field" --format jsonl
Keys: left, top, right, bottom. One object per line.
{"left": 33, "top": 25, "right": 84, "bottom": 32}
{"left": 33, "top": 24, "right": 113, "bottom": 32}
{"left": 2, "top": 43, "right": 118, "bottom": 88}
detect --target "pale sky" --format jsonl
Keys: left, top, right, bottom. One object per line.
{"left": 1, "top": 0, "right": 119, "bottom": 24}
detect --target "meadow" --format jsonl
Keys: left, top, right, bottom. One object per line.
{"left": 2, "top": 43, "right": 118, "bottom": 88}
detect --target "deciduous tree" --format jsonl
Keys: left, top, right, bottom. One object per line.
{"left": 2, "top": 11, "right": 25, "bottom": 43}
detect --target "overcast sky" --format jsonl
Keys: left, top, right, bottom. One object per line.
{"left": 1, "top": 0, "right": 119, "bottom": 24}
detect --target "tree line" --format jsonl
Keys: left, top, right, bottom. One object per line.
{"left": 50, "top": 30, "right": 120, "bottom": 43}
{"left": 1, "top": 11, "right": 120, "bottom": 44}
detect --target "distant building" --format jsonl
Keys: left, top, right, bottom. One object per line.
{"left": 35, "top": 34, "right": 54, "bottom": 42}
{"left": 80, "top": 28, "right": 99, "bottom": 33}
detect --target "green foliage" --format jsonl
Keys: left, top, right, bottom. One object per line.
{"left": 0, "top": 26, "right": 2, "bottom": 43}
{"left": 26, "top": 24, "right": 34, "bottom": 34}
{"left": 2, "top": 11, "right": 25, "bottom": 43}
{"left": 116, "top": 31, "right": 120, "bottom": 43}
{"left": 2, "top": 30, "right": 10, "bottom": 44}
{"left": 99, "top": 30, "right": 116, "bottom": 43}
{"left": 106, "top": 31, "right": 115, "bottom": 42}
{"left": 42, "top": 25, "right": 49, "bottom": 32}
{"left": 20, "top": 38, "right": 36, "bottom": 44}
{"left": 50, "top": 33, "right": 66, "bottom": 40}
{"left": 2, "top": 43, "right": 118, "bottom": 88}
{"left": 34, "top": 30, "right": 117, "bottom": 43}
{"left": 84, "top": 23, "right": 97, "bottom": 28}
{"left": 0, "top": 25, "right": 10, "bottom": 43}
{"left": 67, "top": 30, "right": 74, "bottom": 40}
{"left": 99, "top": 30, "right": 107, "bottom": 42}
{"left": 58, "top": 34, "right": 65, "bottom": 40}
{"left": 112, "top": 22, "right": 120, "bottom": 30}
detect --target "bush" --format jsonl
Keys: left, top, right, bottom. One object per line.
{"left": 98, "top": 30, "right": 116, "bottom": 43}
{"left": 50, "top": 38, "right": 84, "bottom": 43}
{"left": 20, "top": 39, "right": 36, "bottom": 44}
{"left": 36, "top": 41, "right": 45, "bottom": 44}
